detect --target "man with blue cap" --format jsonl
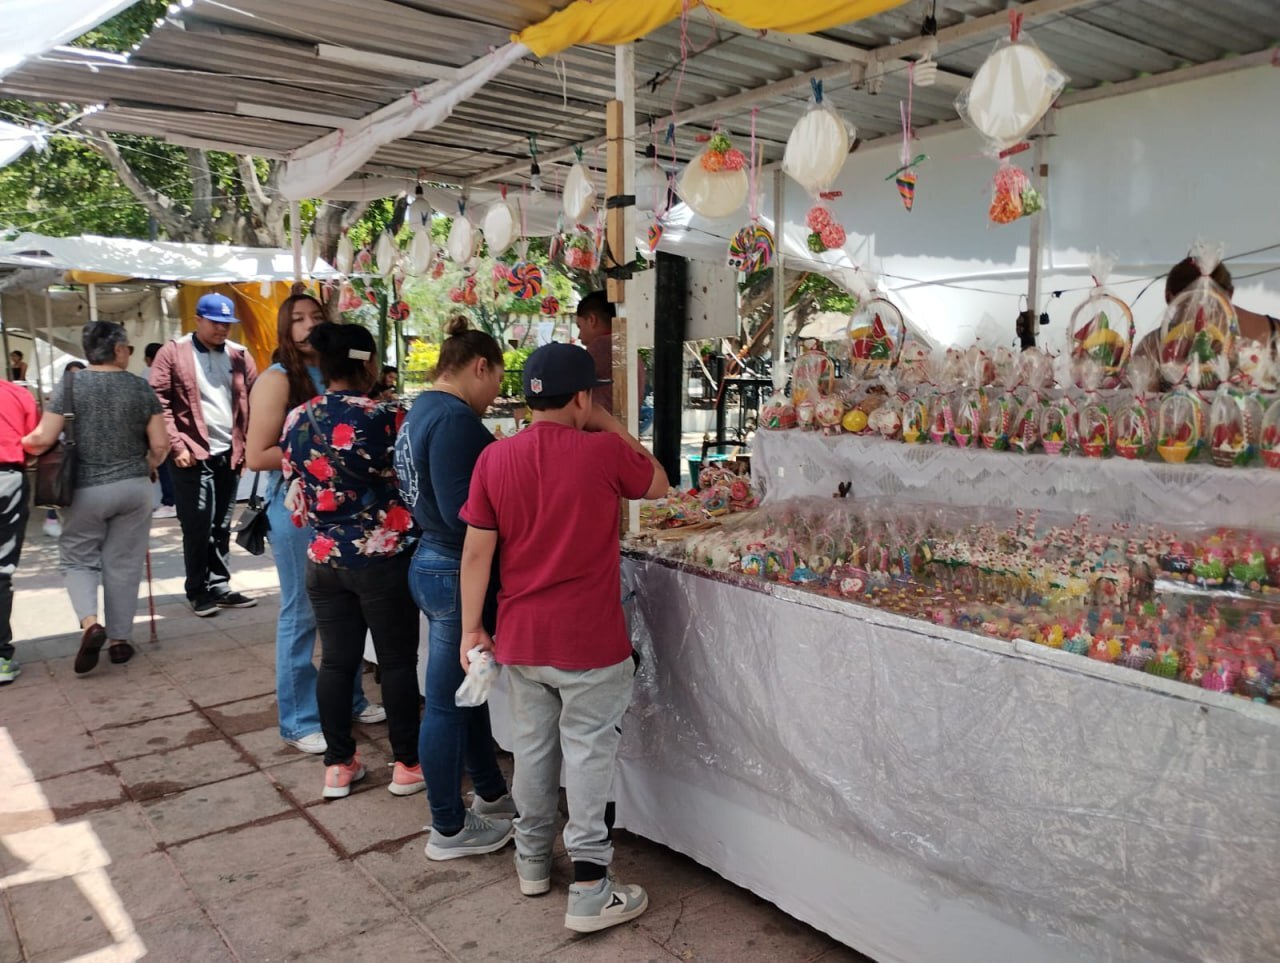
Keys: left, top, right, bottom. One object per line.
{"left": 151, "top": 293, "right": 259, "bottom": 617}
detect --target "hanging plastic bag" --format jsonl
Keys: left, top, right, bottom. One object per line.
{"left": 956, "top": 12, "right": 1067, "bottom": 152}
{"left": 563, "top": 155, "right": 596, "bottom": 223}
{"left": 447, "top": 215, "right": 476, "bottom": 266}
{"left": 455, "top": 647, "right": 499, "bottom": 707}
{"left": 782, "top": 80, "right": 850, "bottom": 196}
{"left": 805, "top": 203, "right": 846, "bottom": 252}
{"left": 482, "top": 198, "right": 518, "bottom": 257}
{"left": 677, "top": 131, "right": 748, "bottom": 219}
{"left": 564, "top": 226, "right": 598, "bottom": 271}
{"left": 335, "top": 234, "right": 354, "bottom": 275}
{"left": 374, "top": 232, "right": 398, "bottom": 278}
{"left": 845, "top": 295, "right": 906, "bottom": 381}
{"left": 759, "top": 387, "right": 797, "bottom": 430}
{"left": 988, "top": 161, "right": 1041, "bottom": 225}
{"left": 404, "top": 231, "right": 434, "bottom": 276}
{"left": 1069, "top": 252, "right": 1134, "bottom": 388}
{"left": 1157, "top": 240, "right": 1238, "bottom": 390}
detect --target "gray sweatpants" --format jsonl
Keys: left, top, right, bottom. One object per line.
{"left": 59, "top": 477, "right": 152, "bottom": 641}
{"left": 506, "top": 658, "right": 634, "bottom": 868}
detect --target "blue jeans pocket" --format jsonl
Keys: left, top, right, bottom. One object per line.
{"left": 410, "top": 552, "right": 460, "bottom": 620}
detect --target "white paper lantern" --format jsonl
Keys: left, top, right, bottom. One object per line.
{"left": 635, "top": 164, "right": 670, "bottom": 214}
{"left": 335, "top": 234, "right": 353, "bottom": 275}
{"left": 482, "top": 201, "right": 518, "bottom": 256}
{"left": 407, "top": 187, "right": 432, "bottom": 234}
{"left": 404, "top": 231, "right": 434, "bottom": 276}
{"left": 676, "top": 154, "right": 748, "bottom": 219}
{"left": 300, "top": 234, "right": 317, "bottom": 274}
{"left": 956, "top": 41, "right": 1067, "bottom": 150}
{"left": 782, "top": 103, "right": 851, "bottom": 196}
{"left": 447, "top": 217, "right": 476, "bottom": 266}
{"left": 562, "top": 161, "right": 596, "bottom": 223}
{"left": 375, "top": 232, "right": 398, "bottom": 277}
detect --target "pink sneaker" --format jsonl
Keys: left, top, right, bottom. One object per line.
{"left": 322, "top": 753, "right": 366, "bottom": 799}
{"left": 388, "top": 762, "right": 425, "bottom": 797}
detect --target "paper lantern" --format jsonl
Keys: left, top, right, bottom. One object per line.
{"left": 374, "top": 232, "right": 398, "bottom": 278}
{"left": 300, "top": 234, "right": 317, "bottom": 274}
{"left": 677, "top": 153, "right": 747, "bottom": 219}
{"left": 404, "top": 231, "right": 434, "bottom": 276}
{"left": 335, "top": 235, "right": 353, "bottom": 275}
{"left": 783, "top": 102, "right": 851, "bottom": 196}
{"left": 956, "top": 38, "right": 1067, "bottom": 150}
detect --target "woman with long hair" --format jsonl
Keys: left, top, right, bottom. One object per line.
{"left": 281, "top": 322, "right": 421, "bottom": 799}
{"left": 22, "top": 322, "right": 169, "bottom": 674}
{"left": 246, "top": 290, "right": 378, "bottom": 755}
{"left": 394, "top": 316, "right": 514, "bottom": 859}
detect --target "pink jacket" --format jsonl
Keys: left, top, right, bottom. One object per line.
{"left": 150, "top": 336, "right": 258, "bottom": 469}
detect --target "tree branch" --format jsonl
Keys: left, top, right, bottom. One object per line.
{"left": 186, "top": 148, "right": 215, "bottom": 241}
{"left": 237, "top": 155, "right": 272, "bottom": 218}
{"left": 88, "top": 135, "right": 189, "bottom": 239}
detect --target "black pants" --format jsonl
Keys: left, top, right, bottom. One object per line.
{"left": 0, "top": 470, "right": 29, "bottom": 661}
{"left": 307, "top": 551, "right": 420, "bottom": 767}
{"left": 171, "top": 452, "right": 238, "bottom": 601}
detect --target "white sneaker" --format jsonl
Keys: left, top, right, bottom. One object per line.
{"left": 353, "top": 703, "right": 387, "bottom": 724}
{"left": 564, "top": 876, "right": 649, "bottom": 933}
{"left": 42, "top": 517, "right": 61, "bottom": 538}
{"left": 153, "top": 504, "right": 177, "bottom": 519}
{"left": 284, "top": 732, "right": 327, "bottom": 754}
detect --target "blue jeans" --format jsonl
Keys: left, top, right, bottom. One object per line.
{"left": 410, "top": 545, "right": 507, "bottom": 834}
{"left": 265, "top": 476, "right": 366, "bottom": 740}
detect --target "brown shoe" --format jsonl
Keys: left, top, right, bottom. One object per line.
{"left": 108, "top": 642, "right": 135, "bottom": 665}
{"left": 74, "top": 624, "right": 107, "bottom": 675}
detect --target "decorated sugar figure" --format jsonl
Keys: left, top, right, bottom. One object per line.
{"left": 845, "top": 294, "right": 906, "bottom": 381}
{"left": 1008, "top": 348, "right": 1053, "bottom": 454}
{"left": 791, "top": 340, "right": 835, "bottom": 406}
{"left": 979, "top": 348, "right": 1019, "bottom": 451}
{"left": 1075, "top": 357, "right": 1114, "bottom": 458}
{"left": 1156, "top": 388, "right": 1201, "bottom": 463}
{"left": 927, "top": 391, "right": 954, "bottom": 445}
{"left": 805, "top": 202, "right": 847, "bottom": 254}
{"left": 1156, "top": 240, "right": 1238, "bottom": 390}
{"left": 815, "top": 394, "right": 846, "bottom": 434}
{"left": 1261, "top": 397, "right": 1280, "bottom": 468}
{"left": 900, "top": 393, "right": 929, "bottom": 444}
{"left": 1208, "top": 385, "right": 1261, "bottom": 468}
{"left": 897, "top": 340, "right": 930, "bottom": 387}
{"left": 1114, "top": 356, "right": 1158, "bottom": 460}
{"left": 678, "top": 129, "right": 748, "bottom": 219}
{"left": 987, "top": 160, "right": 1042, "bottom": 226}
{"left": 952, "top": 388, "right": 983, "bottom": 449}
{"left": 760, "top": 387, "right": 797, "bottom": 430}
{"left": 1039, "top": 397, "right": 1074, "bottom": 455}
{"left": 1070, "top": 252, "right": 1134, "bottom": 388}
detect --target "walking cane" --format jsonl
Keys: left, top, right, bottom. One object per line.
{"left": 145, "top": 548, "right": 158, "bottom": 643}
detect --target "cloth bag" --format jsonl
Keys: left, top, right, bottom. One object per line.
{"left": 34, "top": 369, "right": 77, "bottom": 508}
{"left": 234, "top": 472, "right": 269, "bottom": 556}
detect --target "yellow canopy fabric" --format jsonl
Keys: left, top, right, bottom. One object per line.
{"left": 515, "top": 0, "right": 909, "bottom": 57}
{"left": 175, "top": 282, "right": 289, "bottom": 373}
{"left": 65, "top": 270, "right": 134, "bottom": 285}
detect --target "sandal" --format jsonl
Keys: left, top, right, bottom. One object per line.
{"left": 74, "top": 624, "right": 107, "bottom": 675}
{"left": 108, "top": 642, "right": 135, "bottom": 665}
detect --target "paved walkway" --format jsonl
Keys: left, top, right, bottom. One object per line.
{"left": 0, "top": 513, "right": 866, "bottom": 962}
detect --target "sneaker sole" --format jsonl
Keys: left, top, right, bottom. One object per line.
{"left": 215, "top": 600, "right": 257, "bottom": 609}
{"left": 388, "top": 780, "right": 426, "bottom": 797}
{"left": 322, "top": 765, "right": 366, "bottom": 799}
{"left": 0, "top": 670, "right": 20, "bottom": 685}
{"left": 519, "top": 876, "right": 552, "bottom": 896}
{"left": 192, "top": 607, "right": 219, "bottom": 618}
{"left": 564, "top": 892, "right": 649, "bottom": 933}
{"left": 353, "top": 712, "right": 387, "bottom": 724}
{"left": 424, "top": 825, "right": 515, "bottom": 861}
{"left": 284, "top": 739, "right": 327, "bottom": 754}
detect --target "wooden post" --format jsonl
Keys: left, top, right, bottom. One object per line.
{"left": 771, "top": 168, "right": 787, "bottom": 392}
{"left": 609, "top": 43, "right": 639, "bottom": 532}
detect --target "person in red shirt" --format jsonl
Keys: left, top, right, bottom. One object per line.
{"left": 0, "top": 378, "right": 38, "bottom": 683}
{"left": 459, "top": 341, "right": 667, "bottom": 933}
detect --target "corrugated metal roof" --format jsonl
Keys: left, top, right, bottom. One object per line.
{"left": 1, "top": 0, "right": 1276, "bottom": 193}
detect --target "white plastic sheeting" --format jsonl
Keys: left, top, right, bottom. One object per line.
{"left": 0, "top": 233, "right": 337, "bottom": 282}
{"left": 751, "top": 430, "right": 1280, "bottom": 532}
{"left": 617, "top": 553, "right": 1280, "bottom": 963}
{"left": 0, "top": 0, "right": 133, "bottom": 78}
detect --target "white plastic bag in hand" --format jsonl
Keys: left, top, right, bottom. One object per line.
{"left": 455, "top": 647, "right": 499, "bottom": 707}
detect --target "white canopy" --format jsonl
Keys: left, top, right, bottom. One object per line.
{"left": 0, "top": 232, "right": 336, "bottom": 282}
{"left": 0, "top": 0, "right": 135, "bottom": 78}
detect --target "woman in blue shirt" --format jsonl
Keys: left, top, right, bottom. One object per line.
{"left": 281, "top": 322, "right": 420, "bottom": 800}
{"left": 394, "top": 316, "right": 514, "bottom": 859}
{"left": 246, "top": 291, "right": 375, "bottom": 756}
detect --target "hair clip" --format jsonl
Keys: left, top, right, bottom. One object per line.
{"left": 348, "top": 349, "right": 372, "bottom": 360}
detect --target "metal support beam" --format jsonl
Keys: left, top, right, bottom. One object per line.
{"left": 771, "top": 168, "right": 787, "bottom": 392}
{"left": 1024, "top": 113, "right": 1054, "bottom": 346}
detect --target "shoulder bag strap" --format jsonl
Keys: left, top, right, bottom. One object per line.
{"left": 62, "top": 369, "right": 77, "bottom": 449}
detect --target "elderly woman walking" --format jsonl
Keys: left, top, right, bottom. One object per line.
{"left": 23, "top": 322, "right": 170, "bottom": 674}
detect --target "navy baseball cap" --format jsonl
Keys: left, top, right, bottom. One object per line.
{"left": 522, "top": 342, "right": 610, "bottom": 398}
{"left": 195, "top": 293, "right": 240, "bottom": 324}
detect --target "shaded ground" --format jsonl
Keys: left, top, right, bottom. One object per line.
{"left": 0, "top": 513, "right": 866, "bottom": 962}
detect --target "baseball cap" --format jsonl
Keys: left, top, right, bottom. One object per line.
{"left": 195, "top": 293, "right": 240, "bottom": 324}
{"left": 522, "top": 342, "right": 610, "bottom": 398}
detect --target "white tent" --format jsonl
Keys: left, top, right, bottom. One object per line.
{"left": 0, "top": 0, "right": 134, "bottom": 78}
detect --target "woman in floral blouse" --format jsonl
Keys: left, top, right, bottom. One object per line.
{"left": 281, "top": 322, "right": 421, "bottom": 800}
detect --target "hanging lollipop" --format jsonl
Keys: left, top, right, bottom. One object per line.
{"left": 507, "top": 261, "right": 543, "bottom": 299}
{"left": 540, "top": 295, "right": 560, "bottom": 315}
{"left": 885, "top": 64, "right": 927, "bottom": 212}
{"left": 726, "top": 109, "right": 775, "bottom": 274}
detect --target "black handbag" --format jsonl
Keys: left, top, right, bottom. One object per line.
{"left": 234, "top": 472, "right": 269, "bottom": 556}
{"left": 34, "top": 370, "right": 78, "bottom": 508}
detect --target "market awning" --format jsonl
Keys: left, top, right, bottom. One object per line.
{"left": 0, "top": 0, "right": 135, "bottom": 78}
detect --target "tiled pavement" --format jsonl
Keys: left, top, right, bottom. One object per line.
{"left": 0, "top": 513, "right": 868, "bottom": 962}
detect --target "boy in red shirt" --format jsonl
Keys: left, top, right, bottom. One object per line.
{"left": 0, "top": 378, "right": 37, "bottom": 684}
{"left": 459, "top": 342, "right": 667, "bottom": 933}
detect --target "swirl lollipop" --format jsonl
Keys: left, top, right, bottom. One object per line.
{"left": 507, "top": 261, "right": 543, "bottom": 299}
{"left": 540, "top": 295, "right": 560, "bottom": 315}
{"left": 727, "top": 224, "right": 774, "bottom": 274}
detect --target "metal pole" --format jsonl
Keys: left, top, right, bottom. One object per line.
{"left": 44, "top": 290, "right": 55, "bottom": 374}
{"left": 23, "top": 292, "right": 42, "bottom": 400}
{"left": 1023, "top": 112, "right": 1054, "bottom": 347}
{"left": 290, "top": 199, "right": 303, "bottom": 281}
{"left": 87, "top": 283, "right": 98, "bottom": 321}
{"left": 771, "top": 168, "right": 787, "bottom": 391}
{"left": 0, "top": 294, "right": 10, "bottom": 377}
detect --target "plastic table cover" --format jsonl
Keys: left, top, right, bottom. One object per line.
{"left": 613, "top": 553, "right": 1280, "bottom": 962}
{"left": 751, "top": 430, "right": 1280, "bottom": 532}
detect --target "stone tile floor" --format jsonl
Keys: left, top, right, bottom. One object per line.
{"left": 0, "top": 512, "right": 869, "bottom": 962}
